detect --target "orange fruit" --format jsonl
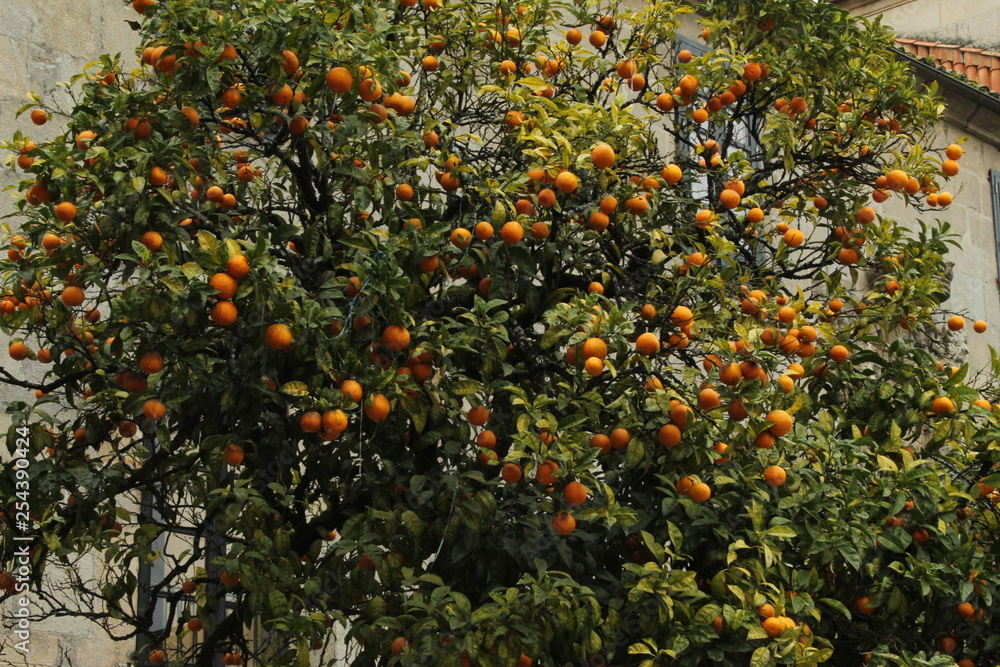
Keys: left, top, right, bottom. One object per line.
{"left": 143, "top": 399, "right": 167, "bottom": 421}
{"left": 783, "top": 228, "right": 804, "bottom": 248}
{"left": 974, "top": 320, "right": 987, "bottom": 333}
{"left": 765, "top": 409, "right": 793, "bottom": 436}
{"left": 661, "top": 163, "right": 682, "bottom": 184}
{"left": 552, "top": 511, "right": 576, "bottom": 535}
{"left": 30, "top": 108, "right": 48, "bottom": 125}
{"left": 635, "top": 332, "right": 660, "bottom": 355}
{"left": 139, "top": 231, "right": 163, "bottom": 251}
{"left": 60, "top": 285, "right": 85, "bottom": 307}
{"left": 382, "top": 325, "right": 411, "bottom": 351}
{"left": 210, "top": 300, "right": 238, "bottom": 326}
{"left": 885, "top": 169, "right": 908, "bottom": 191}
{"left": 658, "top": 424, "right": 681, "bottom": 447}
{"left": 264, "top": 323, "right": 293, "bottom": 349}
{"left": 321, "top": 409, "right": 348, "bottom": 433}
{"left": 676, "top": 476, "right": 695, "bottom": 495}
{"left": 829, "top": 345, "right": 849, "bottom": 362}
{"left": 139, "top": 351, "right": 164, "bottom": 374}
{"left": 476, "top": 430, "right": 496, "bottom": 449}
{"left": 584, "top": 357, "right": 604, "bottom": 376}
{"left": 210, "top": 272, "right": 239, "bottom": 299}
{"left": 468, "top": 404, "right": 490, "bottom": 426}
{"left": 763, "top": 465, "right": 787, "bottom": 486}
{"left": 742, "top": 62, "right": 762, "bottom": 81}
{"left": 616, "top": 59, "right": 637, "bottom": 79}
{"left": 945, "top": 144, "right": 963, "bottom": 160}
{"left": 941, "top": 159, "right": 960, "bottom": 176}
{"left": 364, "top": 393, "right": 391, "bottom": 421}
{"left": 581, "top": 337, "right": 608, "bottom": 360}
{"left": 947, "top": 315, "right": 965, "bottom": 331}
{"left": 590, "top": 144, "right": 616, "bottom": 169}
{"left": 300, "top": 411, "right": 322, "bottom": 433}
{"left": 855, "top": 207, "right": 876, "bottom": 224}
{"left": 391, "top": 637, "right": 408, "bottom": 655}
{"left": 149, "top": 650, "right": 167, "bottom": 665}
{"left": 931, "top": 396, "right": 954, "bottom": 414}
{"left": 609, "top": 427, "right": 630, "bottom": 449}
{"left": 555, "top": 171, "right": 578, "bottom": 194}
{"left": 500, "top": 221, "right": 523, "bottom": 244}
{"left": 590, "top": 433, "right": 612, "bottom": 455}
{"left": 719, "top": 189, "right": 741, "bottom": 209}
{"left": 501, "top": 463, "right": 522, "bottom": 483}
{"left": 55, "top": 201, "right": 77, "bottom": 222}
{"left": 563, "top": 481, "right": 588, "bottom": 506}
{"left": 226, "top": 255, "right": 250, "bottom": 279}
{"left": 687, "top": 482, "right": 711, "bottom": 503}
{"left": 340, "top": 379, "right": 363, "bottom": 403}
{"left": 957, "top": 602, "right": 975, "bottom": 619}
{"left": 474, "top": 221, "right": 494, "bottom": 240}
{"left": 326, "top": 67, "right": 353, "bottom": 93}
{"left": 698, "top": 387, "right": 721, "bottom": 411}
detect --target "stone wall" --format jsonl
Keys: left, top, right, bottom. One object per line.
{"left": 0, "top": 4, "right": 139, "bottom": 667}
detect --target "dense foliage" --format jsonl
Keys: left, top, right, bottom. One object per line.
{"left": 2, "top": 0, "right": 1000, "bottom": 665}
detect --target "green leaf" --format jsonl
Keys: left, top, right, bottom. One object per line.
{"left": 279, "top": 381, "right": 310, "bottom": 397}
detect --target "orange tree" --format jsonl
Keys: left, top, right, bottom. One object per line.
{"left": 2, "top": 0, "right": 1000, "bottom": 665}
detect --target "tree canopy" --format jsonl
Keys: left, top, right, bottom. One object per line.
{"left": 2, "top": 0, "right": 1000, "bottom": 665}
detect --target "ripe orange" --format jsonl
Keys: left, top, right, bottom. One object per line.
{"left": 946, "top": 144, "right": 963, "bottom": 160}
{"left": 501, "top": 463, "right": 522, "bottom": 483}
{"left": 149, "top": 650, "right": 167, "bottom": 665}
{"left": 658, "top": 423, "right": 681, "bottom": 447}
{"left": 226, "top": 255, "right": 250, "bottom": 279}
{"left": 974, "top": 320, "right": 987, "bottom": 333}
{"left": 555, "top": 171, "right": 578, "bottom": 194}
{"left": 625, "top": 196, "right": 649, "bottom": 215}
{"left": 210, "top": 300, "right": 238, "bottom": 326}
{"left": 590, "top": 433, "right": 612, "bottom": 455}
{"left": 885, "top": 169, "right": 908, "bottom": 191}
{"left": 564, "top": 481, "right": 588, "bottom": 506}
{"left": 941, "top": 159, "right": 960, "bottom": 177}
{"left": 139, "top": 351, "right": 164, "bottom": 374}
{"left": 468, "top": 404, "right": 490, "bottom": 426}
{"left": 474, "top": 221, "right": 494, "bottom": 240}
{"left": 382, "top": 325, "right": 411, "bottom": 351}
{"left": 139, "top": 231, "right": 163, "bottom": 251}
{"left": 581, "top": 337, "right": 608, "bottom": 360}
{"left": 609, "top": 427, "right": 630, "bottom": 449}
{"left": 687, "top": 482, "right": 711, "bottom": 503}
{"left": 589, "top": 30, "right": 607, "bottom": 47}
{"left": 719, "top": 189, "right": 741, "bottom": 209}
{"left": 855, "top": 207, "right": 876, "bottom": 224}
{"left": 55, "top": 201, "right": 78, "bottom": 222}
{"left": 616, "top": 59, "right": 637, "bottom": 79}
{"left": 552, "top": 511, "right": 576, "bottom": 535}
{"left": 364, "top": 393, "right": 391, "bottom": 421}
{"left": 930, "top": 396, "right": 954, "bottom": 414}
{"left": 957, "top": 602, "right": 975, "bottom": 619}
{"left": 761, "top": 617, "right": 785, "bottom": 637}
{"left": 30, "top": 108, "right": 48, "bottom": 125}
{"left": 783, "top": 228, "right": 804, "bottom": 248}
{"left": 210, "top": 273, "right": 239, "bottom": 300}
{"left": 635, "top": 332, "right": 660, "bottom": 355}
{"left": 584, "top": 357, "right": 604, "bottom": 376}
{"left": 500, "top": 221, "right": 524, "bottom": 244}
{"left": 60, "top": 285, "right": 85, "bottom": 307}
{"left": 743, "top": 62, "right": 762, "bottom": 81}
{"left": 591, "top": 144, "right": 616, "bottom": 169}
{"left": 265, "top": 323, "right": 293, "bottom": 349}
{"left": 698, "top": 387, "right": 721, "bottom": 411}
{"left": 765, "top": 409, "right": 793, "bottom": 437}
{"left": 322, "top": 409, "right": 348, "bottom": 433}
{"left": 763, "top": 465, "right": 787, "bottom": 486}
{"left": 220, "top": 570, "right": 241, "bottom": 587}
{"left": 300, "top": 411, "right": 322, "bottom": 433}
{"left": 143, "top": 399, "right": 167, "bottom": 421}
{"left": 947, "top": 315, "right": 965, "bottom": 331}
{"left": 829, "top": 345, "right": 849, "bottom": 362}
{"left": 326, "top": 67, "right": 353, "bottom": 93}
{"left": 391, "top": 637, "right": 408, "bottom": 655}
{"left": 340, "top": 379, "right": 363, "bottom": 403}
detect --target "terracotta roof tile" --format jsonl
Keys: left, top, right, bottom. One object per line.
{"left": 895, "top": 38, "right": 1000, "bottom": 95}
